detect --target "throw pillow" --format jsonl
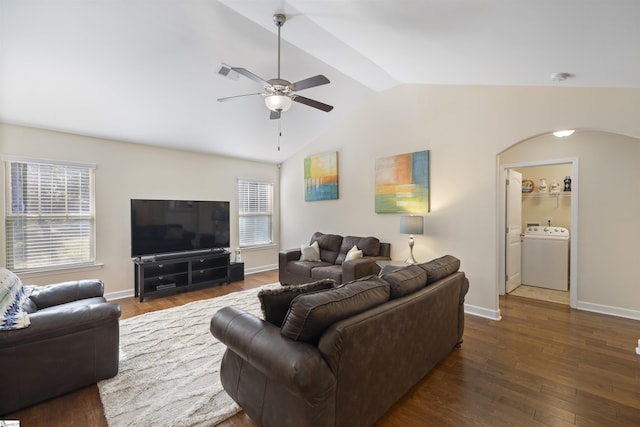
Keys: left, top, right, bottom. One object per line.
{"left": 345, "top": 245, "right": 363, "bottom": 261}
{"left": 299, "top": 241, "right": 321, "bottom": 262}
{"left": 258, "top": 279, "right": 336, "bottom": 327}
{"left": 0, "top": 268, "right": 32, "bottom": 331}
{"left": 418, "top": 255, "right": 461, "bottom": 284}
{"left": 381, "top": 264, "right": 427, "bottom": 299}
{"left": 280, "top": 276, "right": 390, "bottom": 344}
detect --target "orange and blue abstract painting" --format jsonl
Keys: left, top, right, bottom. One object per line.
{"left": 375, "top": 150, "right": 429, "bottom": 213}
{"left": 305, "top": 151, "right": 339, "bottom": 201}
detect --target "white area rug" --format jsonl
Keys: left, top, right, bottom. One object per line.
{"left": 98, "top": 283, "right": 279, "bottom": 427}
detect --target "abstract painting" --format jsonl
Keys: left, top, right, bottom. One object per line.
{"left": 375, "top": 150, "right": 430, "bottom": 213}
{"left": 305, "top": 151, "right": 339, "bottom": 201}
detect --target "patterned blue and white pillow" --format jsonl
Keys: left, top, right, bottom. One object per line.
{"left": 0, "top": 267, "right": 32, "bottom": 331}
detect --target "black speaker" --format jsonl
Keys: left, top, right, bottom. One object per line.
{"left": 229, "top": 262, "right": 244, "bottom": 282}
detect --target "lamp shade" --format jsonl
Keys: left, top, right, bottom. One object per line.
{"left": 400, "top": 215, "right": 424, "bottom": 235}
{"left": 265, "top": 94, "right": 292, "bottom": 112}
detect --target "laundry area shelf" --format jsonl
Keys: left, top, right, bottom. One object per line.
{"left": 522, "top": 192, "right": 571, "bottom": 197}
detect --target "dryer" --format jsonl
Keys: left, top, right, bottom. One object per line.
{"left": 521, "top": 226, "right": 570, "bottom": 291}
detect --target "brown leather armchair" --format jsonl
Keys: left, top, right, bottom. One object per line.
{"left": 0, "top": 279, "right": 121, "bottom": 415}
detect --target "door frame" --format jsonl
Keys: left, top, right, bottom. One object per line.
{"left": 497, "top": 157, "right": 579, "bottom": 308}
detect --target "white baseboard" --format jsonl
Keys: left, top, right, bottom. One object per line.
{"left": 464, "top": 304, "right": 501, "bottom": 320}
{"left": 106, "top": 289, "right": 134, "bottom": 301}
{"left": 245, "top": 264, "right": 278, "bottom": 275}
{"left": 575, "top": 300, "right": 640, "bottom": 321}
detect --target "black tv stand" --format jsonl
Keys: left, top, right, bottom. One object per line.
{"left": 134, "top": 250, "right": 230, "bottom": 302}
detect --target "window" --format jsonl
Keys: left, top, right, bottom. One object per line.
{"left": 5, "top": 158, "right": 96, "bottom": 273}
{"left": 238, "top": 178, "right": 273, "bottom": 248}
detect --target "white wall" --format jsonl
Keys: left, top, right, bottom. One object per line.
{"left": 0, "top": 123, "right": 280, "bottom": 298}
{"left": 280, "top": 85, "right": 640, "bottom": 319}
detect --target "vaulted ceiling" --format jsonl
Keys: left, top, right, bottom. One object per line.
{"left": 2, "top": 0, "right": 639, "bottom": 163}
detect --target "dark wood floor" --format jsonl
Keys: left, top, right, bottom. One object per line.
{"left": 6, "top": 270, "right": 640, "bottom": 426}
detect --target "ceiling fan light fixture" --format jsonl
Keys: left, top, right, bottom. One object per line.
{"left": 265, "top": 94, "right": 292, "bottom": 112}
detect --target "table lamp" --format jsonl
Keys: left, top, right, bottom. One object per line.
{"left": 400, "top": 215, "right": 424, "bottom": 264}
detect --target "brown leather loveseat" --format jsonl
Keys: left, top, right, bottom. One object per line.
{"left": 0, "top": 279, "right": 121, "bottom": 415}
{"left": 211, "top": 255, "right": 469, "bottom": 427}
{"left": 279, "top": 232, "right": 391, "bottom": 285}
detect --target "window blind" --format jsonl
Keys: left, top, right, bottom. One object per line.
{"left": 238, "top": 179, "right": 273, "bottom": 248}
{"left": 5, "top": 159, "right": 96, "bottom": 272}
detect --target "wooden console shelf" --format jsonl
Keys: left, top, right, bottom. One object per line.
{"left": 134, "top": 251, "right": 230, "bottom": 302}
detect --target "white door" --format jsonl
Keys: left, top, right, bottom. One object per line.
{"left": 506, "top": 169, "right": 523, "bottom": 293}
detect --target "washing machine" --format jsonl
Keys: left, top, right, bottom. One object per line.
{"left": 521, "top": 226, "right": 570, "bottom": 291}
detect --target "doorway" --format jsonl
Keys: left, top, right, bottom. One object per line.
{"left": 498, "top": 158, "right": 578, "bottom": 308}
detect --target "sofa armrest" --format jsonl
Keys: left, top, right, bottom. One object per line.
{"left": 28, "top": 279, "right": 105, "bottom": 310}
{"left": 342, "top": 256, "right": 390, "bottom": 283}
{"left": 279, "top": 248, "right": 302, "bottom": 265}
{"left": 279, "top": 248, "right": 305, "bottom": 285}
{"left": 211, "top": 306, "right": 335, "bottom": 397}
{"left": 379, "top": 242, "right": 391, "bottom": 258}
{"left": 0, "top": 303, "right": 121, "bottom": 347}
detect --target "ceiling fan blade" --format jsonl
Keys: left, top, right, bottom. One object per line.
{"left": 217, "top": 93, "right": 263, "bottom": 102}
{"left": 231, "top": 67, "right": 270, "bottom": 86}
{"left": 289, "top": 75, "right": 330, "bottom": 91}
{"left": 292, "top": 95, "right": 334, "bottom": 112}
{"left": 270, "top": 110, "right": 281, "bottom": 120}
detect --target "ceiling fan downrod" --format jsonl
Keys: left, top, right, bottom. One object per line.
{"left": 273, "top": 14, "right": 286, "bottom": 80}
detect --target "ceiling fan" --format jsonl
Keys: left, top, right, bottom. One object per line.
{"left": 217, "top": 13, "right": 333, "bottom": 120}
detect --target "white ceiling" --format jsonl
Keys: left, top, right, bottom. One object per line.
{"left": 2, "top": 0, "right": 639, "bottom": 163}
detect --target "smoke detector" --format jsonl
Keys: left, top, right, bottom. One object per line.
{"left": 550, "top": 72, "right": 573, "bottom": 82}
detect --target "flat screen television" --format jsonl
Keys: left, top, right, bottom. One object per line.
{"left": 130, "top": 199, "right": 230, "bottom": 257}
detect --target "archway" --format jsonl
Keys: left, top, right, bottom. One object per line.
{"left": 497, "top": 130, "right": 640, "bottom": 320}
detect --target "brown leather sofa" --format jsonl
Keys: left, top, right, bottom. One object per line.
{"left": 279, "top": 232, "right": 391, "bottom": 285}
{"left": 0, "top": 279, "right": 121, "bottom": 415}
{"left": 211, "top": 255, "right": 469, "bottom": 427}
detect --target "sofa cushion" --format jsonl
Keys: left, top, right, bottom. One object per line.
{"left": 381, "top": 264, "right": 427, "bottom": 299}
{"left": 356, "top": 237, "right": 381, "bottom": 257}
{"left": 418, "top": 255, "right": 461, "bottom": 284}
{"left": 299, "top": 241, "right": 321, "bottom": 262}
{"left": 281, "top": 276, "right": 390, "bottom": 343}
{"left": 259, "top": 279, "right": 336, "bottom": 327}
{"left": 0, "top": 268, "right": 32, "bottom": 330}
{"left": 335, "top": 236, "right": 381, "bottom": 264}
{"left": 287, "top": 260, "right": 332, "bottom": 280}
{"left": 311, "top": 232, "right": 343, "bottom": 264}
{"left": 311, "top": 265, "right": 343, "bottom": 283}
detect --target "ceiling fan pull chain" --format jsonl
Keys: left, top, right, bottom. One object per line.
{"left": 277, "top": 117, "right": 282, "bottom": 151}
